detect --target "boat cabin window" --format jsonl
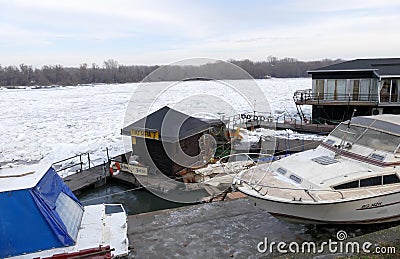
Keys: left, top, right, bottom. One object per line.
{"left": 325, "top": 139, "right": 335, "bottom": 145}
{"left": 383, "top": 174, "right": 400, "bottom": 184}
{"left": 277, "top": 167, "right": 287, "bottom": 175}
{"left": 289, "top": 174, "right": 302, "bottom": 184}
{"left": 360, "top": 176, "right": 382, "bottom": 187}
{"left": 333, "top": 180, "right": 359, "bottom": 190}
{"left": 334, "top": 174, "right": 400, "bottom": 190}
{"left": 330, "top": 123, "right": 365, "bottom": 143}
{"left": 330, "top": 123, "right": 400, "bottom": 153}
{"left": 55, "top": 192, "right": 84, "bottom": 242}
{"left": 357, "top": 129, "right": 399, "bottom": 153}
{"left": 369, "top": 153, "right": 385, "bottom": 161}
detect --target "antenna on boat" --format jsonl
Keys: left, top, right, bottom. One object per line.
{"left": 347, "top": 108, "right": 357, "bottom": 129}
{"left": 335, "top": 108, "right": 357, "bottom": 158}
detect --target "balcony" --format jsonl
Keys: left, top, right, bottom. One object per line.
{"left": 294, "top": 89, "right": 379, "bottom": 106}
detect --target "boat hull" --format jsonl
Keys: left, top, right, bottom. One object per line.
{"left": 239, "top": 187, "right": 400, "bottom": 224}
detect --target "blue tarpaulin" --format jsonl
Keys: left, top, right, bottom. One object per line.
{"left": 0, "top": 167, "right": 83, "bottom": 258}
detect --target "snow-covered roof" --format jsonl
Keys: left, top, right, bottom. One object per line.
{"left": 308, "top": 58, "right": 400, "bottom": 77}
{"left": 0, "top": 163, "right": 51, "bottom": 192}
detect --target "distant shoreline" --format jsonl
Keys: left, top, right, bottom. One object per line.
{"left": 0, "top": 58, "right": 340, "bottom": 87}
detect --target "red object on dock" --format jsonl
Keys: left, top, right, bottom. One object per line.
{"left": 34, "top": 245, "right": 114, "bottom": 259}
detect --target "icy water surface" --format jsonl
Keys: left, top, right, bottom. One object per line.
{"left": 0, "top": 78, "right": 311, "bottom": 168}
{"left": 77, "top": 182, "right": 185, "bottom": 215}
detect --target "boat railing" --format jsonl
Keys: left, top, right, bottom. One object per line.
{"left": 217, "top": 153, "right": 276, "bottom": 190}
{"left": 218, "top": 152, "right": 273, "bottom": 170}
{"left": 234, "top": 175, "right": 346, "bottom": 202}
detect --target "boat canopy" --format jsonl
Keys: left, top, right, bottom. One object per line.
{"left": 0, "top": 166, "right": 83, "bottom": 258}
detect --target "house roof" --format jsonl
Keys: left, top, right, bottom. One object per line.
{"left": 309, "top": 58, "right": 400, "bottom": 77}
{"left": 122, "top": 106, "right": 213, "bottom": 142}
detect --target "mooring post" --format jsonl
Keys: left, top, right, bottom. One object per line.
{"left": 88, "top": 153, "right": 91, "bottom": 169}
{"left": 106, "top": 147, "right": 110, "bottom": 164}
{"left": 79, "top": 154, "right": 82, "bottom": 172}
{"left": 103, "top": 161, "right": 107, "bottom": 184}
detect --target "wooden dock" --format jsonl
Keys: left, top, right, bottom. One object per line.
{"left": 63, "top": 164, "right": 107, "bottom": 195}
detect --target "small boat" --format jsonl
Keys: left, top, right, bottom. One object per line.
{"left": 0, "top": 164, "right": 129, "bottom": 258}
{"left": 233, "top": 115, "right": 400, "bottom": 224}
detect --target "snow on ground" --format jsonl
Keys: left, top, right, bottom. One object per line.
{"left": 0, "top": 78, "right": 311, "bottom": 172}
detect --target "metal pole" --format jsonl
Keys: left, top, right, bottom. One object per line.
{"left": 79, "top": 154, "right": 82, "bottom": 172}
{"left": 106, "top": 147, "right": 110, "bottom": 163}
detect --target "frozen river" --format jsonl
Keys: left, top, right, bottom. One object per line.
{"left": 0, "top": 78, "right": 311, "bottom": 171}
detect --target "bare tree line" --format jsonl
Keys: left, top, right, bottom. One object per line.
{"left": 0, "top": 57, "right": 342, "bottom": 86}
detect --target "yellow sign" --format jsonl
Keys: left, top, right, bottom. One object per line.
{"left": 131, "top": 136, "right": 136, "bottom": 145}
{"left": 131, "top": 129, "right": 159, "bottom": 140}
{"left": 120, "top": 163, "right": 148, "bottom": 176}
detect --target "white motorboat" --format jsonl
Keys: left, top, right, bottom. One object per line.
{"left": 233, "top": 115, "right": 400, "bottom": 224}
{"left": 0, "top": 163, "right": 129, "bottom": 258}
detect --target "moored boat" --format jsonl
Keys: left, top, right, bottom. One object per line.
{"left": 0, "top": 164, "right": 129, "bottom": 258}
{"left": 233, "top": 114, "right": 400, "bottom": 224}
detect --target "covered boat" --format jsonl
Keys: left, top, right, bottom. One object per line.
{"left": 0, "top": 164, "right": 128, "bottom": 258}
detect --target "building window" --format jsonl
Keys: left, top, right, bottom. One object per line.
{"left": 313, "top": 79, "right": 325, "bottom": 99}
{"left": 391, "top": 79, "right": 399, "bottom": 102}
{"left": 360, "top": 79, "right": 371, "bottom": 101}
{"left": 352, "top": 80, "right": 360, "bottom": 100}
{"left": 380, "top": 79, "right": 391, "bottom": 102}
{"left": 326, "top": 80, "right": 335, "bottom": 100}
{"left": 336, "top": 79, "right": 347, "bottom": 100}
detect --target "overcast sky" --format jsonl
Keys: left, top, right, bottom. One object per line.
{"left": 1, "top": 0, "right": 400, "bottom": 67}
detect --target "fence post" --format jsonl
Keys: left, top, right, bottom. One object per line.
{"left": 88, "top": 153, "right": 91, "bottom": 169}
{"left": 106, "top": 147, "right": 110, "bottom": 163}
{"left": 79, "top": 154, "right": 82, "bottom": 172}
{"left": 103, "top": 161, "right": 108, "bottom": 183}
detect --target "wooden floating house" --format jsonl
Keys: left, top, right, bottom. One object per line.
{"left": 294, "top": 58, "right": 400, "bottom": 124}
{"left": 121, "top": 106, "right": 225, "bottom": 179}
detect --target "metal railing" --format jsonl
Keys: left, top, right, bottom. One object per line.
{"left": 53, "top": 152, "right": 93, "bottom": 173}
{"left": 294, "top": 89, "right": 379, "bottom": 103}
{"left": 237, "top": 179, "right": 346, "bottom": 201}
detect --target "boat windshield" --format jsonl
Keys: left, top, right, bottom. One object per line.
{"left": 329, "top": 123, "right": 400, "bottom": 153}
